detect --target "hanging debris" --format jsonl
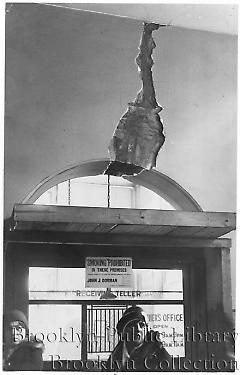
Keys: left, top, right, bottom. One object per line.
{"left": 104, "top": 23, "right": 165, "bottom": 176}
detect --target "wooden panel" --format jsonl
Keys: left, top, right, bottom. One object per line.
{"left": 203, "top": 248, "right": 227, "bottom": 362}
{"left": 5, "top": 230, "right": 232, "bottom": 248}
{"left": 166, "top": 226, "right": 205, "bottom": 237}
{"left": 191, "top": 227, "right": 233, "bottom": 238}
{"left": 13, "top": 219, "right": 236, "bottom": 239}
{"left": 13, "top": 204, "right": 236, "bottom": 229}
{"left": 10, "top": 204, "right": 236, "bottom": 240}
{"left": 93, "top": 224, "right": 117, "bottom": 233}
{"left": 14, "top": 221, "right": 99, "bottom": 233}
{"left": 109, "top": 224, "right": 176, "bottom": 235}
{"left": 188, "top": 258, "right": 208, "bottom": 364}
{"left": 221, "top": 248, "right": 233, "bottom": 321}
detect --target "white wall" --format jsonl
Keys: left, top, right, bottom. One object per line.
{"left": 5, "top": 4, "right": 237, "bottom": 306}
{"left": 5, "top": 4, "right": 237, "bottom": 218}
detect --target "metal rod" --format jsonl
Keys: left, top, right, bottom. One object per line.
{"left": 107, "top": 175, "right": 110, "bottom": 208}
{"left": 68, "top": 179, "right": 71, "bottom": 206}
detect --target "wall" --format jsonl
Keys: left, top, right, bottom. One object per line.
{"left": 5, "top": 3, "right": 237, "bottom": 217}
{"left": 4, "top": 239, "right": 232, "bottom": 367}
{"left": 4, "top": 4, "right": 237, "bottom": 307}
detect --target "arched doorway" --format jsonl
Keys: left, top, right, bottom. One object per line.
{"left": 22, "top": 159, "right": 202, "bottom": 211}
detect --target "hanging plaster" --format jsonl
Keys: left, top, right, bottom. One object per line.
{"left": 105, "top": 23, "right": 165, "bottom": 176}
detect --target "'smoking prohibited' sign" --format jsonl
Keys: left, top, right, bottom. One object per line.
{"left": 85, "top": 257, "right": 133, "bottom": 288}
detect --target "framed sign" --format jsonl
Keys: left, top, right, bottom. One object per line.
{"left": 85, "top": 257, "right": 133, "bottom": 288}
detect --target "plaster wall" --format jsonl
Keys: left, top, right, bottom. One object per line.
{"left": 4, "top": 4, "right": 237, "bottom": 305}
{"left": 5, "top": 4, "right": 237, "bottom": 217}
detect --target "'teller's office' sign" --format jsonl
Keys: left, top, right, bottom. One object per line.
{"left": 85, "top": 257, "right": 133, "bottom": 288}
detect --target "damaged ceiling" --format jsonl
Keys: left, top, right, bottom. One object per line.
{"left": 53, "top": 3, "right": 237, "bottom": 35}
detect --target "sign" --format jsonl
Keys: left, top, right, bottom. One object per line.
{"left": 85, "top": 257, "right": 133, "bottom": 288}
{"left": 30, "top": 290, "right": 181, "bottom": 301}
{"left": 144, "top": 304, "right": 185, "bottom": 357}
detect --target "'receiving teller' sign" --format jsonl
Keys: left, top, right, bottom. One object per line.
{"left": 85, "top": 257, "right": 133, "bottom": 288}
